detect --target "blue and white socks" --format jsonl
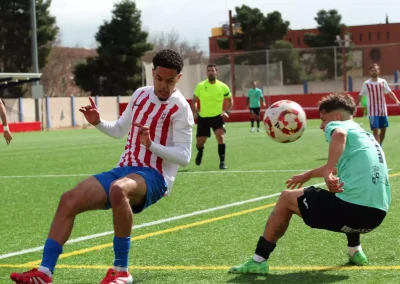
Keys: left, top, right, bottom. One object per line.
{"left": 113, "top": 236, "right": 131, "bottom": 272}
{"left": 39, "top": 238, "right": 63, "bottom": 277}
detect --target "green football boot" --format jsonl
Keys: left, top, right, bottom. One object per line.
{"left": 349, "top": 251, "right": 368, "bottom": 266}
{"left": 229, "top": 258, "right": 269, "bottom": 274}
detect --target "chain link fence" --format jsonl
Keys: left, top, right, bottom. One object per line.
{"left": 142, "top": 43, "right": 400, "bottom": 99}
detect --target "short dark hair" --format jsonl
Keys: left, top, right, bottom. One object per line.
{"left": 207, "top": 64, "right": 217, "bottom": 71}
{"left": 369, "top": 63, "right": 380, "bottom": 70}
{"left": 318, "top": 93, "right": 356, "bottom": 115}
{"left": 153, "top": 49, "right": 184, "bottom": 74}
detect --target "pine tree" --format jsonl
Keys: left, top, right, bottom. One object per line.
{"left": 303, "top": 9, "right": 349, "bottom": 79}
{"left": 74, "top": 0, "right": 153, "bottom": 96}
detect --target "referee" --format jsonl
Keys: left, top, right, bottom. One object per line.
{"left": 191, "top": 64, "right": 233, "bottom": 170}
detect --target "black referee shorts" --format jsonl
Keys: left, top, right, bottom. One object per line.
{"left": 298, "top": 186, "right": 386, "bottom": 234}
{"left": 196, "top": 114, "right": 225, "bottom": 138}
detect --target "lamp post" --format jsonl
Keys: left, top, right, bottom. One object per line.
{"left": 335, "top": 34, "right": 351, "bottom": 92}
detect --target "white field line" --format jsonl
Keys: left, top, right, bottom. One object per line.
{"left": 0, "top": 168, "right": 392, "bottom": 178}
{"left": 0, "top": 182, "right": 325, "bottom": 260}
{"left": 0, "top": 169, "right": 311, "bottom": 179}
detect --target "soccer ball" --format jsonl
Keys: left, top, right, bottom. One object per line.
{"left": 263, "top": 100, "right": 307, "bottom": 143}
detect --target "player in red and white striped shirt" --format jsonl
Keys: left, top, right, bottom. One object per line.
{"left": 10, "top": 49, "right": 194, "bottom": 284}
{"left": 356, "top": 63, "right": 400, "bottom": 145}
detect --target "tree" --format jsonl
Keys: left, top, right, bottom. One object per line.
{"left": 0, "top": 0, "right": 59, "bottom": 98}
{"left": 147, "top": 29, "right": 204, "bottom": 64}
{"left": 386, "top": 14, "right": 389, "bottom": 24}
{"left": 74, "top": 0, "right": 152, "bottom": 96}
{"left": 269, "top": 40, "right": 304, "bottom": 84}
{"left": 216, "top": 6, "right": 290, "bottom": 52}
{"left": 303, "top": 9, "right": 347, "bottom": 79}
{"left": 214, "top": 5, "right": 291, "bottom": 87}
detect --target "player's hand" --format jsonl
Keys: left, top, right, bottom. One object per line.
{"left": 221, "top": 112, "right": 229, "bottom": 120}
{"left": 193, "top": 112, "right": 198, "bottom": 120}
{"left": 3, "top": 130, "right": 12, "bottom": 145}
{"left": 134, "top": 122, "right": 152, "bottom": 148}
{"left": 79, "top": 97, "right": 100, "bottom": 125}
{"left": 262, "top": 103, "right": 266, "bottom": 107}
{"left": 324, "top": 170, "right": 344, "bottom": 193}
{"left": 286, "top": 172, "right": 311, "bottom": 189}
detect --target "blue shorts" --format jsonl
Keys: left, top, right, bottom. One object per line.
{"left": 93, "top": 166, "right": 167, "bottom": 213}
{"left": 369, "top": 116, "right": 389, "bottom": 130}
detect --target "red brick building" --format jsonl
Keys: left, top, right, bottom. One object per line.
{"left": 210, "top": 22, "right": 400, "bottom": 76}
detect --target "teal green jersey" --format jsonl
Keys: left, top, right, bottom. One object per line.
{"left": 247, "top": 88, "right": 265, "bottom": 108}
{"left": 325, "top": 120, "right": 390, "bottom": 212}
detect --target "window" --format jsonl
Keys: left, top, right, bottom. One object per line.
{"left": 377, "top": 32, "right": 380, "bottom": 40}
{"left": 369, "top": 32, "right": 371, "bottom": 40}
{"left": 387, "top": 32, "right": 390, "bottom": 40}
{"left": 297, "top": 37, "right": 300, "bottom": 45}
{"left": 359, "top": 33, "right": 363, "bottom": 41}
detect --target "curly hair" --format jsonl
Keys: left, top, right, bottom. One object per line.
{"left": 152, "top": 49, "right": 184, "bottom": 74}
{"left": 207, "top": 64, "right": 218, "bottom": 71}
{"left": 369, "top": 63, "right": 380, "bottom": 70}
{"left": 318, "top": 93, "right": 356, "bottom": 115}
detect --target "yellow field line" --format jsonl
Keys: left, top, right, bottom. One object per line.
{"left": 2, "top": 264, "right": 400, "bottom": 271}
{"left": 23, "top": 203, "right": 276, "bottom": 266}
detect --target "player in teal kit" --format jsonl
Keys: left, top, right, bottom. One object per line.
{"left": 229, "top": 93, "right": 390, "bottom": 275}
{"left": 247, "top": 81, "right": 265, "bottom": 132}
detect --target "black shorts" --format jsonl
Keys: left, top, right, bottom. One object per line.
{"left": 196, "top": 114, "right": 224, "bottom": 138}
{"left": 298, "top": 186, "right": 386, "bottom": 234}
{"left": 250, "top": 107, "right": 261, "bottom": 116}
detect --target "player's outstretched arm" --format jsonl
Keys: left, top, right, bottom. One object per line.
{"left": 0, "top": 99, "right": 12, "bottom": 144}
{"left": 388, "top": 91, "right": 400, "bottom": 105}
{"left": 191, "top": 95, "right": 199, "bottom": 120}
{"left": 286, "top": 165, "right": 338, "bottom": 189}
{"left": 383, "top": 80, "right": 400, "bottom": 105}
{"left": 225, "top": 96, "right": 233, "bottom": 113}
{"left": 79, "top": 96, "right": 132, "bottom": 138}
{"left": 324, "top": 128, "right": 346, "bottom": 193}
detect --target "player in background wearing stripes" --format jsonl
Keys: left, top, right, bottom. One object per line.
{"left": 356, "top": 63, "right": 400, "bottom": 146}
{"left": 10, "top": 49, "right": 194, "bottom": 284}
{"left": 0, "top": 98, "right": 12, "bottom": 144}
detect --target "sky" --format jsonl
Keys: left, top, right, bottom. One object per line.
{"left": 50, "top": 0, "right": 400, "bottom": 55}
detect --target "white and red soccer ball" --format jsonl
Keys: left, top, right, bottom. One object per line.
{"left": 263, "top": 100, "right": 307, "bottom": 143}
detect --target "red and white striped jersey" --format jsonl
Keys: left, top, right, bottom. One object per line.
{"left": 117, "top": 86, "right": 193, "bottom": 193}
{"left": 359, "top": 78, "right": 392, "bottom": 116}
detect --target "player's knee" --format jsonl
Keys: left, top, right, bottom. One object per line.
{"left": 215, "top": 129, "right": 224, "bottom": 137}
{"left": 216, "top": 135, "right": 224, "bottom": 143}
{"left": 278, "top": 190, "right": 294, "bottom": 206}
{"left": 109, "top": 181, "right": 129, "bottom": 206}
{"left": 58, "top": 190, "right": 81, "bottom": 215}
{"left": 280, "top": 190, "right": 291, "bottom": 200}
